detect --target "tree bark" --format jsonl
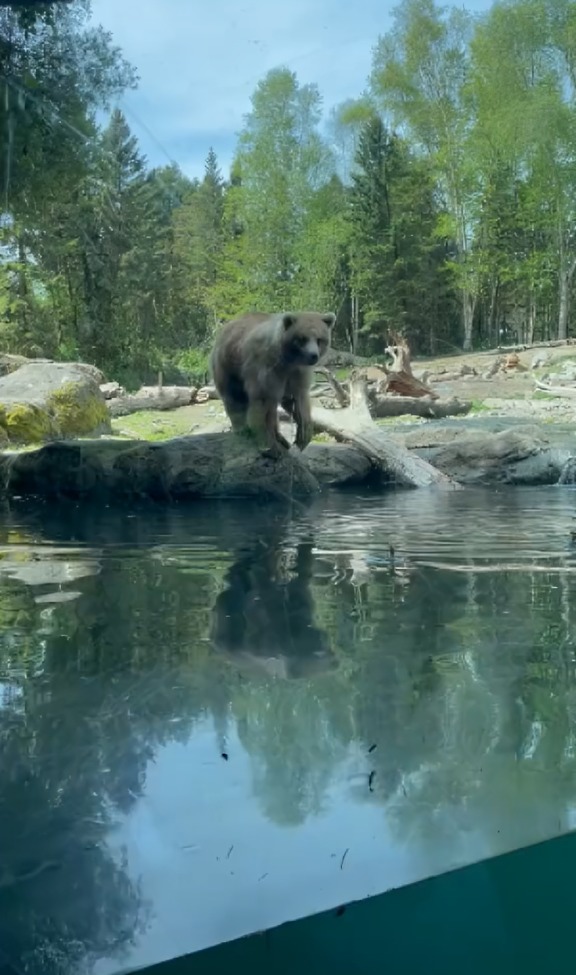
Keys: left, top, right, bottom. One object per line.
{"left": 462, "top": 290, "right": 476, "bottom": 351}
{"left": 557, "top": 257, "right": 576, "bottom": 340}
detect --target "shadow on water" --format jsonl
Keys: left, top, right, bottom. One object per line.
{"left": 2, "top": 488, "right": 576, "bottom": 972}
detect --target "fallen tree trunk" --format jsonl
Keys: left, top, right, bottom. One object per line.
{"left": 371, "top": 395, "right": 471, "bottom": 419}
{"left": 100, "top": 381, "right": 125, "bottom": 400}
{"left": 534, "top": 380, "right": 576, "bottom": 397}
{"left": 195, "top": 384, "right": 219, "bottom": 403}
{"left": 107, "top": 385, "right": 196, "bottom": 417}
{"left": 497, "top": 338, "right": 576, "bottom": 352}
{"left": 311, "top": 374, "right": 461, "bottom": 490}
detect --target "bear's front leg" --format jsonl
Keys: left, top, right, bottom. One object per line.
{"left": 292, "top": 393, "right": 313, "bottom": 451}
{"left": 247, "top": 399, "right": 285, "bottom": 457}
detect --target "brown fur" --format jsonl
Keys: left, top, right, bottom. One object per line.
{"left": 210, "top": 310, "right": 335, "bottom": 455}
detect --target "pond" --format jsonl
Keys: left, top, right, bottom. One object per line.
{"left": 1, "top": 486, "right": 576, "bottom": 975}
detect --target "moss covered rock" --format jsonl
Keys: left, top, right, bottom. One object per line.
{"left": 0, "top": 362, "right": 111, "bottom": 444}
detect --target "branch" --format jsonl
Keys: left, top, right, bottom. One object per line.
{"left": 314, "top": 366, "right": 349, "bottom": 406}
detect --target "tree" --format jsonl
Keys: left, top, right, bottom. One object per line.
{"left": 370, "top": 0, "right": 477, "bottom": 349}
{"left": 219, "top": 67, "right": 331, "bottom": 311}
{"left": 171, "top": 147, "right": 224, "bottom": 350}
{"left": 0, "top": 0, "right": 137, "bottom": 358}
{"left": 348, "top": 113, "right": 457, "bottom": 355}
{"left": 0, "top": 1, "right": 136, "bottom": 214}
{"left": 470, "top": 0, "right": 576, "bottom": 341}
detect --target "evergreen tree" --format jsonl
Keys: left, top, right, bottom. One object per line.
{"left": 349, "top": 115, "right": 456, "bottom": 354}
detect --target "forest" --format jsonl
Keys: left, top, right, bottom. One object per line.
{"left": 1, "top": 0, "right": 576, "bottom": 388}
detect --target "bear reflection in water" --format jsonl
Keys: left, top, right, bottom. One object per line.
{"left": 210, "top": 538, "right": 336, "bottom": 680}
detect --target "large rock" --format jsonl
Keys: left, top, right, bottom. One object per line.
{"left": 304, "top": 442, "right": 375, "bottom": 485}
{"left": 403, "top": 425, "right": 572, "bottom": 485}
{"left": 0, "top": 353, "right": 43, "bottom": 377}
{"left": 0, "top": 433, "right": 322, "bottom": 500}
{"left": 1, "top": 421, "right": 574, "bottom": 502}
{"left": 0, "top": 362, "right": 110, "bottom": 444}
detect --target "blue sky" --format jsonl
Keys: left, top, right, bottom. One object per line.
{"left": 89, "top": 0, "right": 493, "bottom": 181}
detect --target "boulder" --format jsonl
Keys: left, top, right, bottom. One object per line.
{"left": 304, "top": 442, "right": 376, "bottom": 485}
{"left": 405, "top": 425, "right": 572, "bottom": 485}
{"left": 0, "top": 432, "right": 322, "bottom": 500}
{"left": 1, "top": 420, "right": 575, "bottom": 502}
{"left": 0, "top": 353, "right": 43, "bottom": 376}
{"left": 0, "top": 361, "right": 111, "bottom": 444}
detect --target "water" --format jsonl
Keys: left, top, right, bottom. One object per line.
{"left": 1, "top": 486, "right": 576, "bottom": 975}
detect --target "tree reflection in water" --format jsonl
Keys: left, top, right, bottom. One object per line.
{"left": 1, "top": 492, "right": 576, "bottom": 971}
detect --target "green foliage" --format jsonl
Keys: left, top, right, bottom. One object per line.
{"left": 347, "top": 114, "right": 457, "bottom": 354}
{"left": 212, "top": 68, "right": 343, "bottom": 315}
{"left": 176, "top": 348, "right": 210, "bottom": 385}
{"left": 3, "top": 0, "right": 576, "bottom": 378}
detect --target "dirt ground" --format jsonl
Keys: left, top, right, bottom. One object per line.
{"left": 413, "top": 344, "right": 576, "bottom": 401}
{"left": 110, "top": 344, "right": 576, "bottom": 441}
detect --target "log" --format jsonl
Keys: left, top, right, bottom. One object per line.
{"left": 107, "top": 385, "right": 196, "bottom": 417}
{"left": 314, "top": 366, "right": 348, "bottom": 406}
{"left": 534, "top": 380, "right": 576, "bottom": 397}
{"left": 195, "top": 384, "right": 219, "bottom": 403}
{"left": 378, "top": 333, "right": 440, "bottom": 399}
{"left": 497, "top": 338, "right": 576, "bottom": 352}
{"left": 311, "top": 373, "right": 461, "bottom": 489}
{"left": 100, "top": 381, "right": 125, "bottom": 400}
{"left": 371, "top": 394, "right": 471, "bottom": 419}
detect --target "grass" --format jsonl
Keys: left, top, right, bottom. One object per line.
{"left": 533, "top": 391, "right": 556, "bottom": 401}
{"left": 468, "top": 399, "right": 491, "bottom": 413}
{"left": 333, "top": 367, "right": 351, "bottom": 382}
{"left": 111, "top": 408, "right": 196, "bottom": 441}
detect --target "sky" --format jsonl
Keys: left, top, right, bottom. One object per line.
{"left": 89, "top": 0, "right": 493, "bottom": 182}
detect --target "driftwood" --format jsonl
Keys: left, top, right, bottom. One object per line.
{"left": 371, "top": 394, "right": 471, "bottom": 419}
{"left": 311, "top": 373, "right": 461, "bottom": 490}
{"left": 314, "top": 366, "right": 348, "bottom": 406}
{"left": 378, "top": 334, "right": 440, "bottom": 400}
{"left": 196, "top": 384, "right": 219, "bottom": 403}
{"left": 107, "top": 385, "right": 196, "bottom": 417}
{"left": 313, "top": 361, "right": 470, "bottom": 420}
{"left": 534, "top": 380, "right": 576, "bottom": 397}
{"left": 100, "top": 381, "right": 125, "bottom": 400}
{"left": 497, "top": 339, "right": 576, "bottom": 353}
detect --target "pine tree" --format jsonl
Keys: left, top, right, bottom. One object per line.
{"left": 349, "top": 114, "right": 456, "bottom": 354}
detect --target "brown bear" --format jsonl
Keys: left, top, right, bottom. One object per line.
{"left": 210, "top": 310, "right": 335, "bottom": 455}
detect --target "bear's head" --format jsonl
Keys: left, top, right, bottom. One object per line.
{"left": 280, "top": 311, "right": 335, "bottom": 367}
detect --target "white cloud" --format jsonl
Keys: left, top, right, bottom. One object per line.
{"left": 89, "top": 0, "right": 493, "bottom": 180}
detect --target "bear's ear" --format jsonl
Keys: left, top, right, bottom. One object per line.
{"left": 322, "top": 313, "right": 336, "bottom": 328}
{"left": 281, "top": 313, "right": 297, "bottom": 329}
